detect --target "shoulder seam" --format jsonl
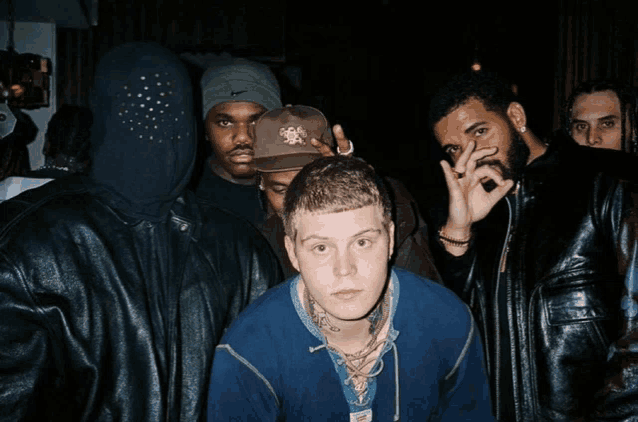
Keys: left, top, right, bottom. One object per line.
{"left": 444, "top": 305, "right": 475, "bottom": 382}
{"left": 216, "top": 344, "right": 281, "bottom": 408}
{"left": 0, "top": 185, "right": 88, "bottom": 241}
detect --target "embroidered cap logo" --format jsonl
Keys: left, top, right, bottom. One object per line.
{"left": 279, "top": 126, "right": 308, "bottom": 146}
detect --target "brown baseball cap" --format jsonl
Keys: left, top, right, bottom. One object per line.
{"left": 253, "top": 105, "right": 334, "bottom": 172}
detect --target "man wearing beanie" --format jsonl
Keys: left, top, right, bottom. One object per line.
{"left": 194, "top": 58, "right": 282, "bottom": 226}
{"left": 195, "top": 58, "right": 352, "bottom": 227}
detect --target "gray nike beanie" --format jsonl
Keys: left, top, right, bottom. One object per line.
{"left": 200, "top": 57, "right": 282, "bottom": 120}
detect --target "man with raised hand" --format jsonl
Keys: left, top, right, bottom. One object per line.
{"left": 429, "top": 70, "right": 638, "bottom": 421}
{"left": 207, "top": 155, "right": 492, "bottom": 421}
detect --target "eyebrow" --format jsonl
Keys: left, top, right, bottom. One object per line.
{"left": 214, "top": 113, "right": 235, "bottom": 121}
{"left": 464, "top": 121, "right": 487, "bottom": 135}
{"left": 300, "top": 228, "right": 381, "bottom": 244}
{"left": 268, "top": 182, "right": 289, "bottom": 188}
{"left": 214, "top": 112, "right": 264, "bottom": 122}
{"left": 572, "top": 115, "right": 620, "bottom": 124}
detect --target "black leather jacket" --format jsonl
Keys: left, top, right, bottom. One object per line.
{"left": 435, "top": 136, "right": 638, "bottom": 421}
{"left": 0, "top": 176, "right": 282, "bottom": 421}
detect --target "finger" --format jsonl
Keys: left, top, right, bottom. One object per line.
{"left": 466, "top": 147, "right": 498, "bottom": 174}
{"left": 311, "top": 137, "right": 335, "bottom": 157}
{"left": 472, "top": 166, "right": 507, "bottom": 186}
{"left": 486, "top": 179, "right": 515, "bottom": 206}
{"left": 440, "top": 160, "right": 461, "bottom": 191}
{"left": 333, "top": 124, "right": 352, "bottom": 154}
{"left": 453, "top": 141, "right": 474, "bottom": 174}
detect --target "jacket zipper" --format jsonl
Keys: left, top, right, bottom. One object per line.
{"left": 494, "top": 188, "right": 516, "bottom": 421}
{"left": 499, "top": 181, "right": 519, "bottom": 273}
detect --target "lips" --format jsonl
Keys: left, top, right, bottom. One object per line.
{"left": 332, "top": 289, "right": 362, "bottom": 300}
{"left": 229, "top": 149, "right": 254, "bottom": 163}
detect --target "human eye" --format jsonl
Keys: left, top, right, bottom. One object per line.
{"left": 601, "top": 120, "right": 616, "bottom": 129}
{"left": 312, "top": 244, "right": 329, "bottom": 254}
{"left": 572, "top": 122, "right": 587, "bottom": 132}
{"left": 355, "top": 238, "right": 374, "bottom": 249}
{"left": 473, "top": 127, "right": 488, "bottom": 137}
{"left": 271, "top": 186, "right": 286, "bottom": 195}
{"left": 355, "top": 235, "right": 377, "bottom": 249}
{"left": 443, "top": 145, "right": 460, "bottom": 156}
{"left": 216, "top": 119, "right": 232, "bottom": 128}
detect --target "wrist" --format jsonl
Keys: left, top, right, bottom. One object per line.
{"left": 438, "top": 225, "right": 472, "bottom": 256}
{"left": 440, "top": 224, "right": 472, "bottom": 242}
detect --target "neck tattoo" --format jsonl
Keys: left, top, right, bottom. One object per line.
{"left": 306, "top": 292, "right": 341, "bottom": 332}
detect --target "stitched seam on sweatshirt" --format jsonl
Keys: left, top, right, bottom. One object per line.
{"left": 444, "top": 310, "right": 475, "bottom": 382}
{"left": 216, "top": 344, "right": 281, "bottom": 408}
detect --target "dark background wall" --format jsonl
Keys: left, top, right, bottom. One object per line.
{"left": 54, "top": 0, "right": 638, "bottom": 215}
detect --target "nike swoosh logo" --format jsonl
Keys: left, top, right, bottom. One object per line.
{"left": 231, "top": 90, "right": 247, "bottom": 96}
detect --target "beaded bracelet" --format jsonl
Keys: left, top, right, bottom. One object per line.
{"left": 438, "top": 228, "right": 471, "bottom": 247}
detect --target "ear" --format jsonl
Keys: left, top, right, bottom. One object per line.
{"left": 284, "top": 234, "right": 301, "bottom": 272}
{"left": 387, "top": 221, "right": 395, "bottom": 260}
{"left": 506, "top": 102, "right": 527, "bottom": 132}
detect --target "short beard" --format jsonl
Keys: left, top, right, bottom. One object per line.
{"left": 480, "top": 125, "right": 530, "bottom": 192}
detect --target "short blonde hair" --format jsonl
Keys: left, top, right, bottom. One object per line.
{"left": 282, "top": 156, "right": 392, "bottom": 240}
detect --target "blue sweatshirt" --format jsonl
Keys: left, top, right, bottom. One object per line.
{"left": 207, "top": 268, "right": 493, "bottom": 421}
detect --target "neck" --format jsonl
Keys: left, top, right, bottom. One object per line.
{"left": 209, "top": 159, "right": 255, "bottom": 186}
{"left": 323, "top": 318, "right": 372, "bottom": 353}
{"left": 300, "top": 281, "right": 383, "bottom": 355}
{"left": 524, "top": 131, "right": 548, "bottom": 165}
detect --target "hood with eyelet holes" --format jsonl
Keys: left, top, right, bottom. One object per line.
{"left": 87, "top": 42, "right": 196, "bottom": 222}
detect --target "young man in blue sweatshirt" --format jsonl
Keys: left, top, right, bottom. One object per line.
{"left": 207, "top": 155, "right": 493, "bottom": 421}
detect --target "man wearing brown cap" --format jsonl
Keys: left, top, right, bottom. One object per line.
{"left": 195, "top": 58, "right": 352, "bottom": 228}
{"left": 253, "top": 105, "right": 441, "bottom": 282}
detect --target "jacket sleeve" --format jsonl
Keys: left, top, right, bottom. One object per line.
{"left": 222, "top": 223, "right": 283, "bottom": 332}
{"left": 437, "top": 317, "right": 494, "bottom": 421}
{"left": 207, "top": 344, "right": 280, "bottom": 422}
{"left": 430, "top": 233, "right": 478, "bottom": 302}
{"left": 594, "top": 183, "right": 638, "bottom": 420}
{"left": 0, "top": 255, "right": 51, "bottom": 421}
{"left": 245, "top": 232, "right": 284, "bottom": 304}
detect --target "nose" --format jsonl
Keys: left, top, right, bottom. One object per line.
{"left": 334, "top": 247, "right": 354, "bottom": 277}
{"left": 233, "top": 123, "right": 254, "bottom": 147}
{"left": 587, "top": 127, "right": 601, "bottom": 146}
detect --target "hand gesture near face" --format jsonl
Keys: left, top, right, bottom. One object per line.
{"left": 310, "top": 124, "right": 354, "bottom": 157}
{"left": 439, "top": 141, "right": 514, "bottom": 251}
